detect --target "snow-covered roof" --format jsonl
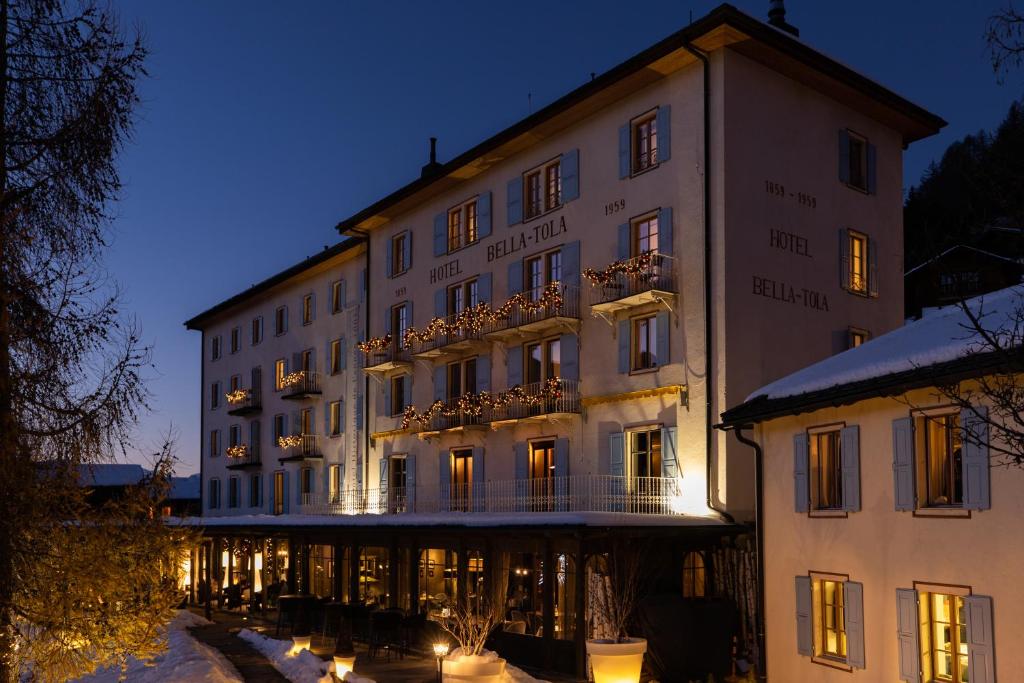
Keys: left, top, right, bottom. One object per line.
{"left": 736, "top": 285, "right": 1024, "bottom": 409}
{"left": 169, "top": 473, "right": 200, "bottom": 500}
{"left": 77, "top": 463, "right": 146, "bottom": 487}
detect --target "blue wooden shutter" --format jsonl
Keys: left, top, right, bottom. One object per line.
{"left": 383, "top": 379, "right": 392, "bottom": 416}
{"left": 337, "top": 400, "right": 345, "bottom": 434}
{"left": 514, "top": 442, "right": 529, "bottom": 512}
{"left": 868, "top": 237, "right": 879, "bottom": 298}
{"left": 561, "top": 239, "right": 581, "bottom": 288}
{"left": 609, "top": 432, "right": 625, "bottom": 476}
{"left": 339, "top": 337, "right": 347, "bottom": 370}
{"left": 617, "top": 320, "right": 630, "bottom": 373}
{"left": 838, "top": 129, "right": 851, "bottom": 184}
{"left": 433, "top": 213, "right": 446, "bottom": 256}
{"left": 403, "top": 374, "right": 412, "bottom": 408}
{"left": 507, "top": 345, "right": 523, "bottom": 386}
{"left": 561, "top": 149, "right": 579, "bottom": 202}
{"left": 617, "top": 223, "right": 630, "bottom": 260}
{"left": 795, "top": 576, "right": 812, "bottom": 656}
{"left": 962, "top": 406, "right": 991, "bottom": 510}
{"left": 405, "top": 454, "right": 416, "bottom": 511}
{"left": 661, "top": 426, "right": 678, "bottom": 478}
{"left": 965, "top": 595, "right": 995, "bottom": 683}
{"left": 658, "top": 207, "right": 673, "bottom": 257}
{"left": 476, "top": 356, "right": 491, "bottom": 393}
{"left": 478, "top": 191, "right": 492, "bottom": 238}
{"left": 407, "top": 300, "right": 414, "bottom": 327}
{"left": 560, "top": 333, "right": 579, "bottom": 381}
{"left": 656, "top": 105, "right": 671, "bottom": 162}
{"left": 383, "top": 305, "right": 392, "bottom": 335}
{"left": 507, "top": 259, "right": 523, "bottom": 296}
{"left": 655, "top": 311, "right": 670, "bottom": 366}
{"left": 896, "top": 589, "right": 920, "bottom": 682}
{"left": 506, "top": 177, "right": 523, "bottom": 226}
{"left": 323, "top": 401, "right": 331, "bottom": 435}
{"left": 844, "top": 581, "right": 866, "bottom": 668}
{"left": 282, "top": 471, "right": 290, "bottom": 514}
{"left": 841, "top": 425, "right": 861, "bottom": 512}
{"left": 472, "top": 447, "right": 485, "bottom": 511}
{"left": 618, "top": 124, "right": 630, "bottom": 178}
{"left": 433, "top": 365, "right": 446, "bottom": 402}
{"left": 268, "top": 475, "right": 275, "bottom": 514}
{"left": 839, "top": 228, "right": 851, "bottom": 290}
{"left": 439, "top": 451, "right": 451, "bottom": 510}
{"left": 434, "top": 288, "right": 446, "bottom": 318}
{"left": 386, "top": 237, "right": 394, "bottom": 278}
{"left": 403, "top": 231, "right": 413, "bottom": 270}
{"left": 359, "top": 269, "right": 366, "bottom": 302}
{"left": 892, "top": 417, "right": 915, "bottom": 511}
{"left": 554, "top": 438, "right": 570, "bottom": 510}
{"left": 478, "top": 272, "right": 492, "bottom": 304}
{"left": 379, "top": 457, "right": 389, "bottom": 493}
{"left": 340, "top": 279, "right": 347, "bottom": 310}
{"left": 866, "top": 143, "right": 877, "bottom": 194}
{"left": 793, "top": 433, "right": 809, "bottom": 513}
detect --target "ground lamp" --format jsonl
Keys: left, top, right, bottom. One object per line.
{"left": 333, "top": 654, "right": 356, "bottom": 677}
{"left": 433, "top": 642, "right": 450, "bottom": 683}
{"left": 289, "top": 635, "right": 312, "bottom": 656}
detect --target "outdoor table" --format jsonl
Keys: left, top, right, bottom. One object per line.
{"left": 275, "top": 594, "right": 318, "bottom": 637}
{"left": 321, "top": 600, "right": 346, "bottom": 638}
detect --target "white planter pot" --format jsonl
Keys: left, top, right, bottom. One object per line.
{"left": 289, "top": 635, "right": 311, "bottom": 655}
{"left": 586, "top": 638, "right": 647, "bottom": 683}
{"left": 332, "top": 654, "right": 356, "bottom": 677}
{"left": 441, "top": 653, "right": 507, "bottom": 682}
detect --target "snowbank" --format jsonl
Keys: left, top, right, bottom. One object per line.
{"left": 236, "top": 629, "right": 333, "bottom": 683}
{"left": 73, "top": 611, "right": 241, "bottom": 683}
{"left": 446, "top": 648, "right": 550, "bottom": 683}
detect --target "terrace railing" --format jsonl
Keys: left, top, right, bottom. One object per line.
{"left": 587, "top": 253, "right": 677, "bottom": 307}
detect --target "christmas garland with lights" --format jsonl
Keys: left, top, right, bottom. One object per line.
{"left": 583, "top": 251, "right": 658, "bottom": 287}
{"left": 277, "top": 435, "right": 303, "bottom": 449}
{"left": 400, "top": 377, "right": 565, "bottom": 430}
{"left": 356, "top": 333, "right": 392, "bottom": 355}
{"left": 225, "top": 389, "right": 250, "bottom": 404}
{"left": 279, "top": 371, "right": 307, "bottom": 388}
{"left": 226, "top": 444, "right": 249, "bottom": 458}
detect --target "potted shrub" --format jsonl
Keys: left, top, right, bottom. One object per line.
{"left": 332, "top": 616, "right": 357, "bottom": 677}
{"left": 586, "top": 540, "right": 648, "bottom": 683}
{"left": 433, "top": 598, "right": 505, "bottom": 682}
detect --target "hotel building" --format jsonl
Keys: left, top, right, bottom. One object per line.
{"left": 185, "top": 4, "right": 943, "bottom": 678}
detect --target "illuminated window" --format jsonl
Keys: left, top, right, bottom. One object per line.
{"left": 447, "top": 278, "right": 479, "bottom": 316}
{"left": 449, "top": 448, "right": 474, "bottom": 512}
{"left": 299, "top": 407, "right": 312, "bottom": 435}
{"left": 632, "top": 213, "right": 660, "bottom": 257}
{"left": 915, "top": 412, "right": 963, "bottom": 507}
{"left": 302, "top": 293, "right": 314, "bottom": 325}
{"left": 848, "top": 328, "right": 868, "bottom": 349}
{"left": 632, "top": 111, "right": 658, "bottom": 173}
{"left": 274, "top": 358, "right": 286, "bottom": 391}
{"left": 272, "top": 471, "right": 284, "bottom": 515}
{"left": 923, "top": 592, "right": 968, "bottom": 682}
{"left": 809, "top": 429, "right": 842, "bottom": 510}
{"left": 329, "top": 465, "right": 342, "bottom": 502}
{"left": 389, "top": 455, "right": 407, "bottom": 512}
{"left": 848, "top": 231, "right": 868, "bottom": 294}
{"left": 629, "top": 428, "right": 662, "bottom": 479}
{"left": 447, "top": 199, "right": 478, "bottom": 252}
{"left": 523, "top": 159, "right": 561, "bottom": 219}
{"left": 682, "top": 551, "right": 706, "bottom": 598}
{"left": 815, "top": 578, "right": 847, "bottom": 660}
{"left": 632, "top": 314, "right": 659, "bottom": 370}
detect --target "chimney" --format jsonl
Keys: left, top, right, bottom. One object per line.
{"left": 421, "top": 137, "right": 442, "bottom": 178}
{"left": 768, "top": 0, "right": 799, "bottom": 37}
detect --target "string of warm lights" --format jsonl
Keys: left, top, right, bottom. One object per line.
{"left": 226, "top": 444, "right": 249, "bottom": 458}
{"left": 277, "top": 435, "right": 303, "bottom": 449}
{"left": 583, "top": 251, "right": 658, "bottom": 287}
{"left": 356, "top": 334, "right": 393, "bottom": 355}
{"left": 401, "top": 378, "right": 565, "bottom": 429}
{"left": 225, "top": 389, "right": 250, "bottom": 404}
{"left": 279, "top": 371, "right": 306, "bottom": 388}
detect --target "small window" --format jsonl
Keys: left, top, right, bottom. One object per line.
{"left": 331, "top": 280, "right": 344, "bottom": 314}
{"left": 390, "top": 374, "right": 407, "bottom": 416}
{"left": 921, "top": 591, "right": 969, "bottom": 682}
{"left": 210, "top": 381, "right": 221, "bottom": 410}
{"left": 631, "top": 314, "right": 660, "bottom": 371}
{"left": 251, "top": 316, "right": 263, "bottom": 345}
{"left": 209, "top": 430, "right": 221, "bottom": 458}
{"left": 389, "top": 455, "right": 407, "bottom": 491}
{"left": 329, "top": 400, "right": 342, "bottom": 436}
{"left": 229, "top": 424, "right": 241, "bottom": 448}
{"left": 524, "top": 339, "right": 559, "bottom": 385}
{"left": 631, "top": 213, "right": 660, "bottom": 257}
{"left": 330, "top": 339, "right": 342, "bottom": 375}
{"left": 847, "top": 231, "right": 868, "bottom": 295}
{"left": 228, "top": 477, "right": 240, "bottom": 508}
{"left": 273, "top": 414, "right": 286, "bottom": 442}
{"left": 229, "top": 327, "right": 240, "bottom": 354}
{"left": 632, "top": 110, "right": 659, "bottom": 173}
{"left": 682, "top": 551, "right": 706, "bottom": 598}
{"left": 915, "top": 412, "right": 963, "bottom": 508}
{"left": 446, "top": 199, "right": 479, "bottom": 253}
{"left": 629, "top": 427, "right": 662, "bottom": 479}
{"left": 813, "top": 575, "right": 848, "bottom": 662}
{"left": 299, "top": 407, "right": 313, "bottom": 435}
{"left": 447, "top": 357, "right": 478, "bottom": 398}
{"left": 392, "top": 303, "right": 409, "bottom": 349}
{"left": 211, "top": 335, "right": 222, "bottom": 361}
{"left": 250, "top": 474, "right": 262, "bottom": 507}
{"left": 329, "top": 465, "right": 342, "bottom": 501}
{"left": 392, "top": 232, "right": 410, "bottom": 274}
{"left": 302, "top": 294, "right": 314, "bottom": 325}
{"left": 809, "top": 430, "right": 842, "bottom": 510}
{"left": 273, "top": 471, "right": 284, "bottom": 515}
{"left": 844, "top": 131, "right": 868, "bottom": 192}
{"left": 300, "top": 467, "right": 313, "bottom": 496}
{"left": 447, "top": 278, "right": 479, "bottom": 316}
{"left": 848, "top": 328, "right": 868, "bottom": 349}
{"left": 523, "top": 159, "right": 561, "bottom": 220}
{"left": 208, "top": 479, "right": 221, "bottom": 509}
{"left": 275, "top": 306, "right": 287, "bottom": 335}
{"left": 274, "top": 359, "right": 286, "bottom": 391}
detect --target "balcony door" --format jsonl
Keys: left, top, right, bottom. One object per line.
{"left": 273, "top": 471, "right": 284, "bottom": 515}
{"left": 529, "top": 440, "right": 555, "bottom": 512}
{"left": 629, "top": 428, "right": 664, "bottom": 513}
{"left": 524, "top": 249, "right": 562, "bottom": 302}
{"left": 450, "top": 448, "right": 473, "bottom": 512}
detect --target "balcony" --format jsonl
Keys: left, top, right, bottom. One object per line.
{"left": 486, "top": 378, "right": 581, "bottom": 426}
{"left": 298, "top": 475, "right": 685, "bottom": 516}
{"left": 587, "top": 253, "right": 677, "bottom": 314}
{"left": 226, "top": 444, "right": 261, "bottom": 470}
{"left": 485, "top": 283, "right": 580, "bottom": 342}
{"left": 414, "top": 399, "right": 489, "bottom": 438}
{"left": 226, "top": 388, "right": 261, "bottom": 416}
{"left": 277, "top": 434, "right": 322, "bottom": 462}
{"left": 363, "top": 341, "right": 412, "bottom": 374}
{"left": 412, "top": 310, "right": 487, "bottom": 359}
{"left": 280, "top": 371, "right": 321, "bottom": 400}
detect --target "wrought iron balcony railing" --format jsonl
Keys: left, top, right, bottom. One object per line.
{"left": 484, "top": 283, "right": 580, "bottom": 339}
{"left": 226, "top": 443, "right": 261, "bottom": 469}
{"left": 364, "top": 342, "right": 412, "bottom": 371}
{"left": 484, "top": 379, "right": 581, "bottom": 422}
{"left": 279, "top": 371, "right": 321, "bottom": 399}
{"left": 413, "top": 310, "right": 485, "bottom": 357}
{"left": 276, "top": 434, "right": 322, "bottom": 461}
{"left": 587, "top": 252, "right": 677, "bottom": 309}
{"left": 226, "top": 388, "right": 261, "bottom": 416}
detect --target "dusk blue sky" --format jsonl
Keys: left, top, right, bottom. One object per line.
{"left": 109, "top": 0, "right": 1018, "bottom": 474}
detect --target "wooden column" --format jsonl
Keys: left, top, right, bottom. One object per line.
{"left": 203, "top": 542, "right": 212, "bottom": 620}
{"left": 188, "top": 545, "right": 196, "bottom": 605}
{"left": 409, "top": 542, "right": 420, "bottom": 615}
{"left": 457, "top": 539, "right": 468, "bottom": 611}
{"left": 574, "top": 538, "right": 587, "bottom": 679}
{"left": 286, "top": 536, "right": 297, "bottom": 592}
{"left": 542, "top": 535, "right": 555, "bottom": 670}
{"left": 212, "top": 537, "right": 223, "bottom": 609}
{"left": 350, "top": 542, "right": 361, "bottom": 603}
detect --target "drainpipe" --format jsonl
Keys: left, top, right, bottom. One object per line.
{"left": 731, "top": 425, "right": 767, "bottom": 681}
{"left": 681, "top": 41, "right": 733, "bottom": 524}
{"left": 348, "top": 228, "right": 371, "bottom": 496}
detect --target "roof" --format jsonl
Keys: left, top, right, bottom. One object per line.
{"left": 334, "top": 3, "right": 945, "bottom": 236}
{"left": 905, "top": 244, "right": 1023, "bottom": 277}
{"left": 184, "top": 237, "right": 363, "bottom": 330}
{"left": 721, "top": 285, "right": 1024, "bottom": 425}
{"left": 169, "top": 473, "right": 201, "bottom": 500}
{"left": 77, "top": 463, "right": 146, "bottom": 487}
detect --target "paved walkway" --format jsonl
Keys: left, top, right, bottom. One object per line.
{"left": 189, "top": 622, "right": 290, "bottom": 683}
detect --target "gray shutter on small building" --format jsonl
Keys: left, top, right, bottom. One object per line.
{"left": 656, "top": 105, "right": 671, "bottom": 162}
{"left": 507, "top": 345, "right": 523, "bottom": 386}
{"left": 618, "top": 124, "right": 630, "bottom": 178}
{"left": 402, "top": 374, "right": 412, "bottom": 409}
{"left": 965, "top": 595, "right": 995, "bottom": 683}
{"left": 561, "top": 149, "right": 579, "bottom": 202}
{"left": 560, "top": 333, "right": 579, "bottom": 381}
{"left": 655, "top": 311, "right": 670, "bottom": 366}
{"left": 795, "top": 576, "right": 812, "bottom": 656}
{"left": 617, "top": 320, "right": 630, "bottom": 373}
{"left": 478, "top": 272, "right": 492, "bottom": 304}
{"left": 839, "top": 228, "right": 851, "bottom": 290}
{"left": 794, "top": 433, "right": 809, "bottom": 513}
{"left": 433, "top": 213, "right": 446, "bottom": 256}
{"left": 838, "top": 129, "right": 851, "bottom": 184}
{"left": 405, "top": 454, "right": 417, "bottom": 511}
{"left": 896, "top": 589, "right": 921, "bottom": 682}
{"left": 433, "top": 365, "right": 446, "bottom": 402}
{"left": 507, "top": 177, "right": 523, "bottom": 226}
{"left": 439, "top": 451, "right": 451, "bottom": 509}
{"left": 661, "top": 426, "right": 678, "bottom": 478}
{"left": 658, "top": 207, "right": 673, "bottom": 257}
{"left": 962, "top": 406, "right": 991, "bottom": 510}
{"left": 617, "top": 223, "right": 630, "bottom": 260}
{"left": 476, "top": 355, "right": 491, "bottom": 393}
{"left": 434, "top": 288, "right": 447, "bottom": 318}
{"left": 841, "top": 425, "right": 861, "bottom": 512}
{"left": 892, "top": 417, "right": 915, "bottom": 511}
{"left": 386, "top": 237, "right": 394, "bottom": 278}
{"left": 866, "top": 143, "right": 877, "bottom": 195}
{"left": 868, "top": 237, "right": 879, "bottom": 298}
{"left": 561, "top": 240, "right": 581, "bottom": 287}
{"left": 379, "top": 457, "right": 388, "bottom": 492}
{"left": 477, "top": 191, "right": 492, "bottom": 238}
{"left": 507, "top": 259, "right": 523, "bottom": 296}
{"left": 844, "top": 581, "right": 866, "bottom": 669}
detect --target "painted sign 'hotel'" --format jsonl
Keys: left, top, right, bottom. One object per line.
{"left": 183, "top": 3, "right": 943, "bottom": 678}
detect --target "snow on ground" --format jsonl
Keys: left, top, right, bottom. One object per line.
{"left": 237, "top": 629, "right": 334, "bottom": 683}
{"left": 447, "top": 648, "right": 550, "bottom": 683}
{"left": 749, "top": 286, "right": 1024, "bottom": 402}
{"left": 72, "top": 611, "right": 241, "bottom": 683}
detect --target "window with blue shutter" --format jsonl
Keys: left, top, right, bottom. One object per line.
{"left": 892, "top": 417, "right": 915, "bottom": 510}
{"left": 476, "top": 356, "right": 491, "bottom": 393}
{"left": 478, "top": 272, "right": 492, "bottom": 304}
{"left": 433, "top": 213, "right": 446, "bottom": 256}
{"left": 514, "top": 443, "right": 529, "bottom": 511}
{"left": 661, "top": 426, "right": 678, "bottom": 478}
{"left": 560, "top": 334, "right": 579, "bottom": 381}
{"left": 844, "top": 581, "right": 865, "bottom": 669}
{"left": 478, "top": 191, "right": 492, "bottom": 238}
{"left": 965, "top": 595, "right": 995, "bottom": 683}
{"left": 867, "top": 238, "right": 879, "bottom": 298}
{"left": 506, "top": 177, "right": 523, "bottom": 226}
{"left": 658, "top": 207, "right": 673, "bottom": 257}
{"left": 655, "top": 311, "right": 670, "bottom": 366}
{"left": 561, "top": 149, "right": 579, "bottom": 202}
{"left": 433, "top": 365, "right": 446, "bottom": 402}
{"left": 434, "top": 288, "right": 446, "bottom": 318}
{"left": 795, "top": 576, "right": 812, "bottom": 656}
{"left": 656, "top": 105, "right": 671, "bottom": 163}
{"left": 962, "top": 406, "right": 991, "bottom": 510}
{"left": 618, "top": 124, "right": 630, "bottom": 179}
{"left": 507, "top": 345, "right": 523, "bottom": 387}
{"left": 561, "top": 240, "right": 581, "bottom": 287}
{"left": 405, "top": 454, "right": 417, "bottom": 511}
{"left": 379, "top": 457, "right": 388, "bottom": 493}
{"left": 507, "top": 260, "right": 523, "bottom": 296}
{"left": 793, "top": 433, "right": 809, "bottom": 513}
{"left": 617, "top": 320, "right": 629, "bottom": 373}
{"left": 840, "top": 425, "right": 861, "bottom": 512}
{"left": 896, "top": 589, "right": 920, "bottom": 682}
